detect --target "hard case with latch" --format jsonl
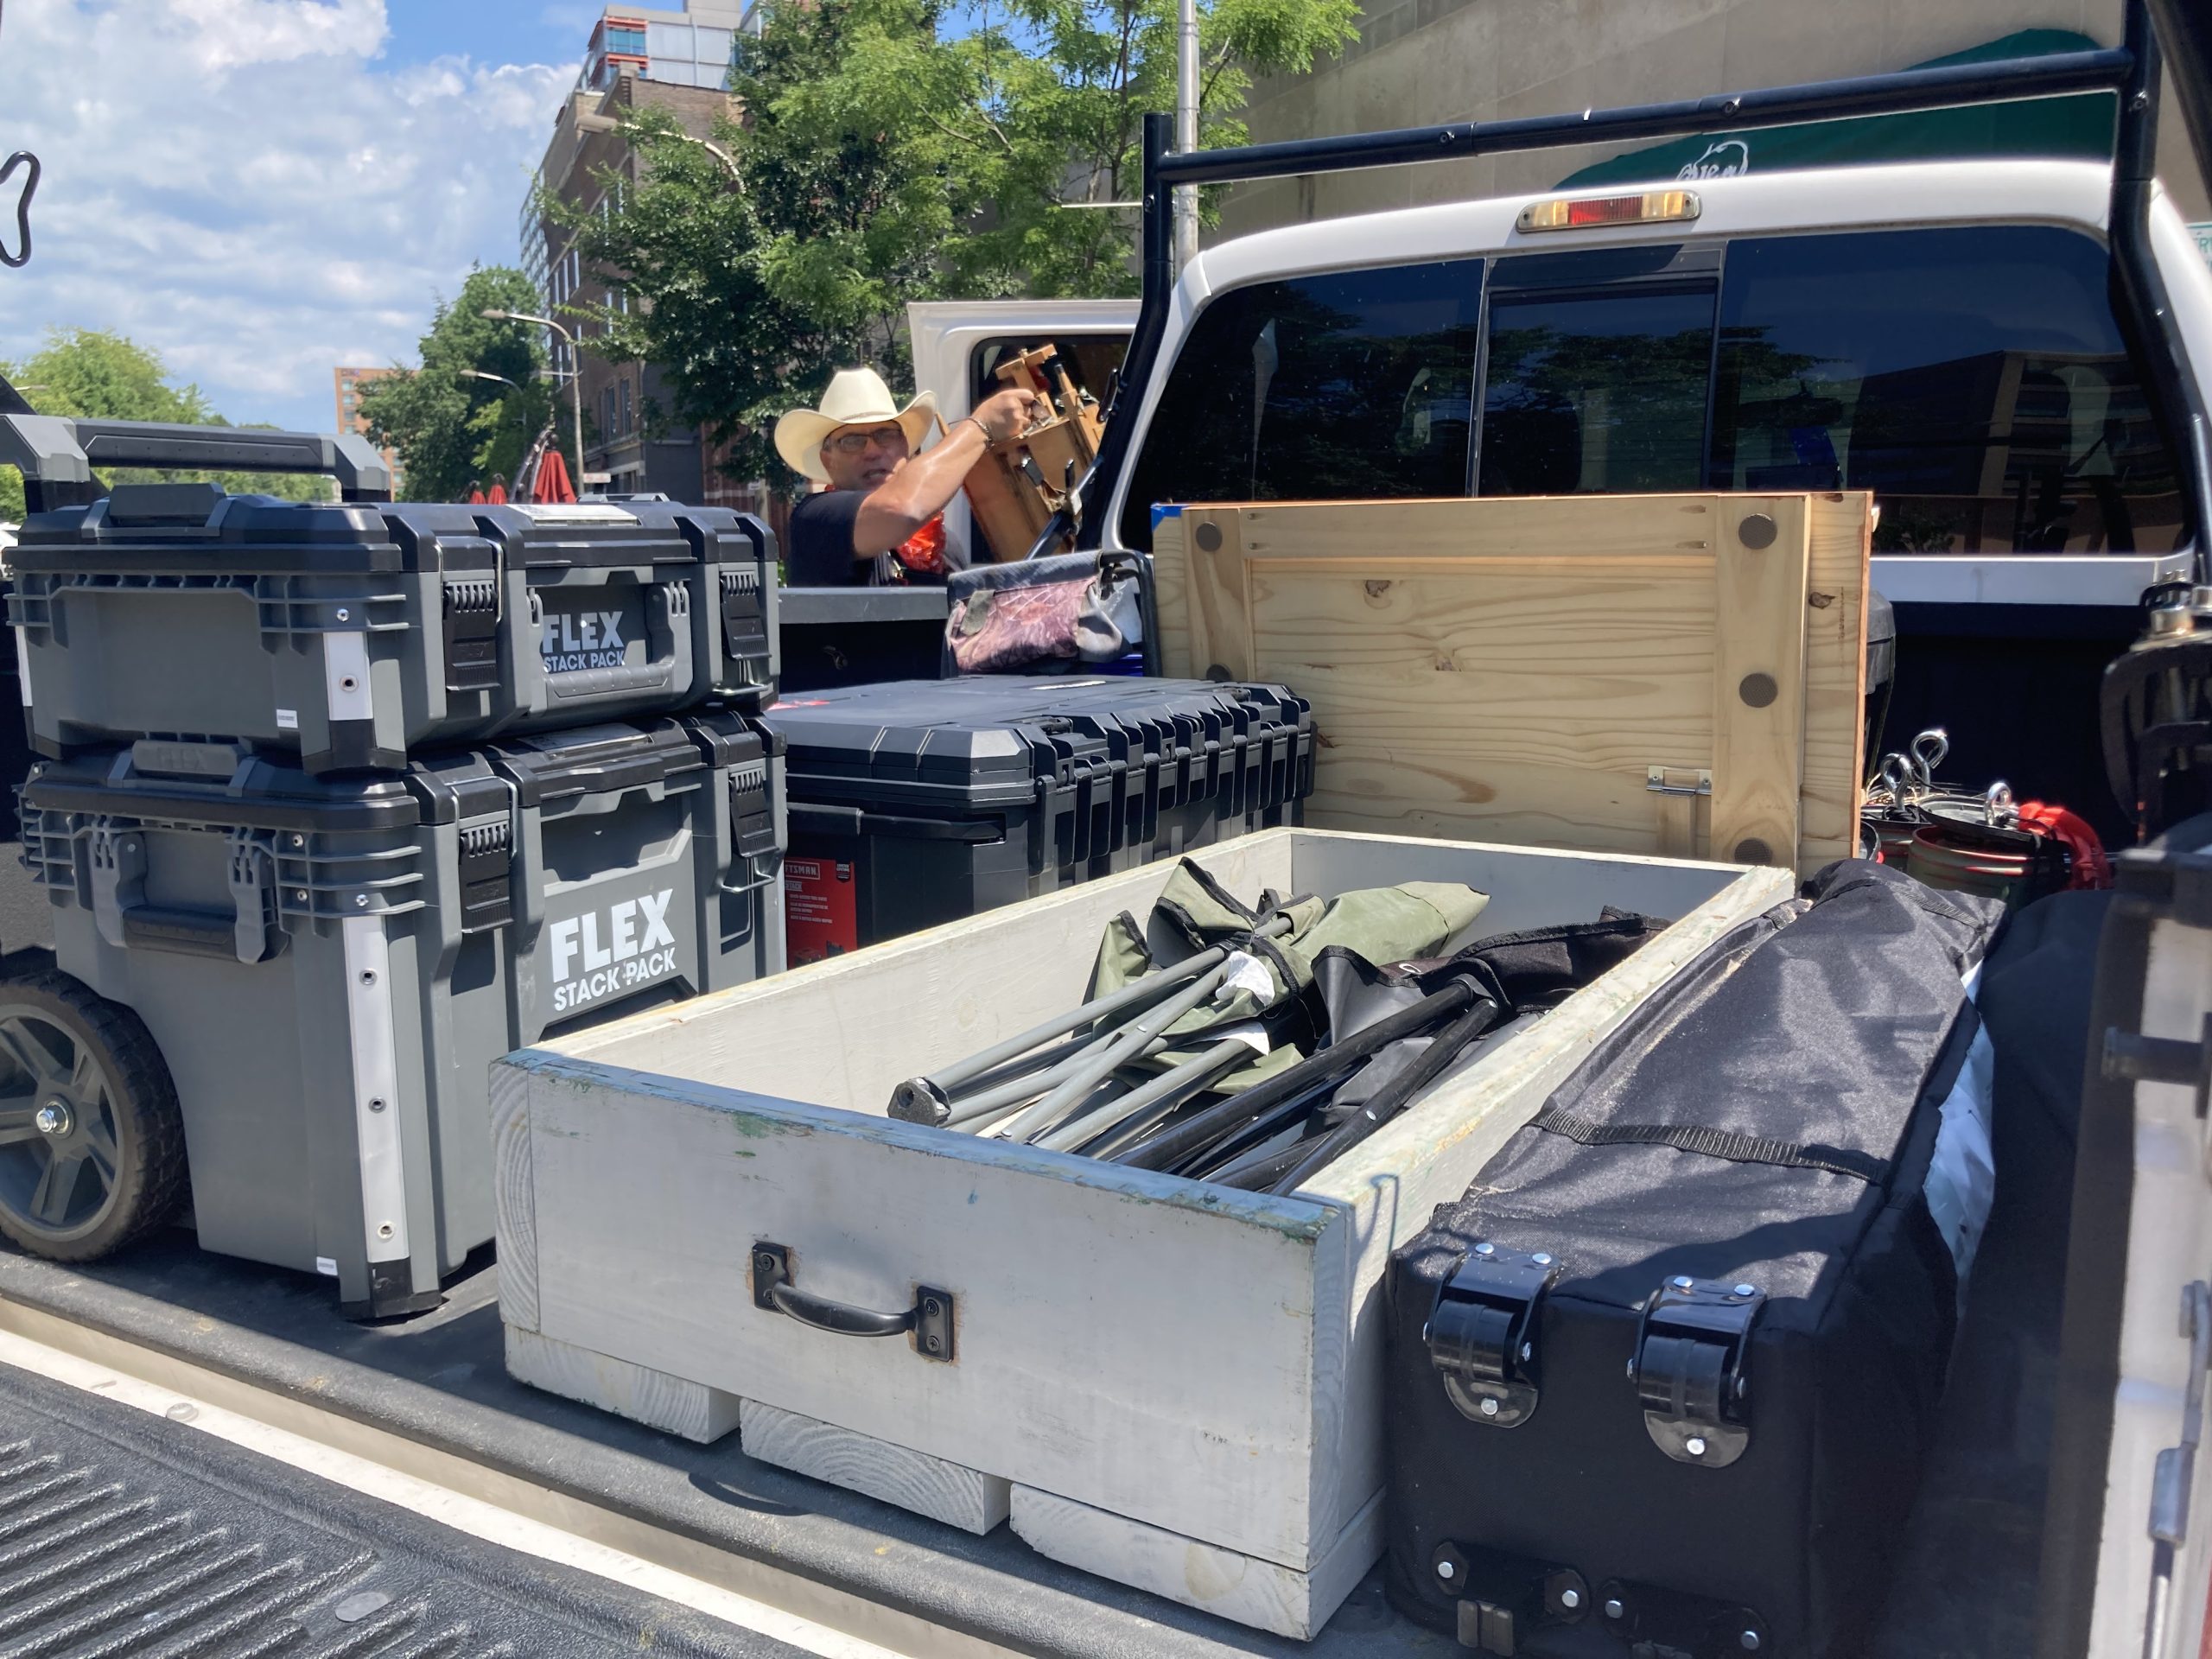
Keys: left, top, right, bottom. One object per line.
{"left": 9, "top": 487, "right": 779, "bottom": 773}
{"left": 1383, "top": 861, "right": 2004, "bottom": 1659}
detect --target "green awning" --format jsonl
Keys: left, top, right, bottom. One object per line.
{"left": 1557, "top": 30, "right": 2114, "bottom": 188}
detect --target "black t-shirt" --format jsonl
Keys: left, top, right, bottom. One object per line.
{"left": 786, "top": 490, "right": 868, "bottom": 586}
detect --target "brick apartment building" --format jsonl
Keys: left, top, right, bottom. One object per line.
{"left": 519, "top": 3, "right": 779, "bottom": 520}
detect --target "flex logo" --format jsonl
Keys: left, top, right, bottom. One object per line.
{"left": 550, "top": 888, "right": 679, "bottom": 1013}
{"left": 1676, "top": 139, "right": 1750, "bottom": 180}
{"left": 540, "top": 610, "right": 628, "bottom": 673}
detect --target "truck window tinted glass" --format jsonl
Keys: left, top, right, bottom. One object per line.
{"left": 1712, "top": 227, "right": 2184, "bottom": 554}
{"left": 971, "top": 335, "right": 1127, "bottom": 413}
{"left": 1477, "top": 284, "right": 1716, "bottom": 496}
{"left": 1118, "top": 261, "right": 1484, "bottom": 549}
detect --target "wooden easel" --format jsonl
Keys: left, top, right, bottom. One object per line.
{"left": 962, "top": 343, "right": 1105, "bottom": 562}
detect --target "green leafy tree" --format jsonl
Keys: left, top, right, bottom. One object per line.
{"left": 355, "top": 267, "right": 575, "bottom": 503}
{"left": 0, "top": 329, "right": 333, "bottom": 521}
{"left": 560, "top": 0, "right": 1357, "bottom": 484}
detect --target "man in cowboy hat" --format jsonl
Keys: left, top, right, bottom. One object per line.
{"left": 775, "top": 365, "right": 1040, "bottom": 586}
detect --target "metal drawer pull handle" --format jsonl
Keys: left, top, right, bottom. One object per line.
{"left": 751, "top": 1243, "right": 955, "bottom": 1361}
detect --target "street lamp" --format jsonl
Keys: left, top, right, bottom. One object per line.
{"left": 480, "top": 308, "right": 585, "bottom": 485}
{"left": 668, "top": 130, "right": 741, "bottom": 188}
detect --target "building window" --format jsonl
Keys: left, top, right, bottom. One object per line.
{"left": 620, "top": 376, "right": 634, "bottom": 435}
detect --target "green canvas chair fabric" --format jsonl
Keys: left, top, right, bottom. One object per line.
{"left": 1084, "top": 859, "right": 1490, "bottom": 1086}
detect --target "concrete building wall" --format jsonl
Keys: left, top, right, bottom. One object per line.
{"left": 1219, "top": 0, "right": 2209, "bottom": 239}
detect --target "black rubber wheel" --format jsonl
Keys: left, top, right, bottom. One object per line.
{"left": 0, "top": 970, "right": 186, "bottom": 1262}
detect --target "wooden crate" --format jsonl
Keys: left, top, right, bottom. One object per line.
{"left": 493, "top": 829, "right": 1792, "bottom": 1637}
{"left": 1154, "top": 493, "right": 1871, "bottom": 872}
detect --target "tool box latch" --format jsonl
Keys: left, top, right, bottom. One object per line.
{"left": 457, "top": 817, "right": 514, "bottom": 931}
{"left": 721, "top": 568, "right": 767, "bottom": 658}
{"left": 1426, "top": 1243, "right": 1560, "bottom": 1429}
{"left": 442, "top": 576, "right": 501, "bottom": 693}
{"left": 1631, "top": 1277, "right": 1765, "bottom": 1467}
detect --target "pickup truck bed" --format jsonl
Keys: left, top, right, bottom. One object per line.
{"left": 0, "top": 1213, "right": 2053, "bottom": 1659}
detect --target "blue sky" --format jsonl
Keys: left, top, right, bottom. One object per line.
{"left": 0, "top": 1, "right": 602, "bottom": 435}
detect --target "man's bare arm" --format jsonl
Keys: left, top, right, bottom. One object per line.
{"left": 853, "top": 387, "right": 1040, "bottom": 556}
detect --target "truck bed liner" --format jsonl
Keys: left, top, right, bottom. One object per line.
{"left": 0, "top": 1356, "right": 799, "bottom": 1658}
{"left": 0, "top": 1227, "right": 2051, "bottom": 1657}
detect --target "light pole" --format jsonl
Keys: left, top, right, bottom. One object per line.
{"left": 1175, "top": 0, "right": 1199, "bottom": 270}
{"left": 480, "top": 308, "right": 585, "bottom": 486}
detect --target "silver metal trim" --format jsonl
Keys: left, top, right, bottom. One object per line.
{"left": 340, "top": 915, "right": 409, "bottom": 1264}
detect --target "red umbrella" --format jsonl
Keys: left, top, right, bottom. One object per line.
{"left": 534, "top": 448, "right": 578, "bottom": 505}
{"left": 467, "top": 486, "right": 486, "bottom": 504}
{"left": 486, "top": 477, "right": 509, "bottom": 505}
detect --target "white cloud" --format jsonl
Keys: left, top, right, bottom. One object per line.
{"left": 0, "top": 0, "right": 572, "bottom": 429}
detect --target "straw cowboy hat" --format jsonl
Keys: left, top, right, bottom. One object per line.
{"left": 773, "top": 367, "right": 938, "bottom": 485}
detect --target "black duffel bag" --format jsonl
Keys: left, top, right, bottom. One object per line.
{"left": 1383, "top": 861, "right": 2004, "bottom": 1659}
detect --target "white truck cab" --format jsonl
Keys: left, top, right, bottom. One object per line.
{"left": 1096, "top": 157, "right": 2210, "bottom": 616}
{"left": 906, "top": 297, "right": 1138, "bottom": 560}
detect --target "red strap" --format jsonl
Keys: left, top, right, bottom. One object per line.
{"left": 2017, "top": 801, "right": 2113, "bottom": 890}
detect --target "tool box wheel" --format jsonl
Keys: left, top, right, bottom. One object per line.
{"left": 0, "top": 969, "right": 186, "bottom": 1262}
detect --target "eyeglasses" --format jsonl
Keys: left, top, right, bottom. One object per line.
{"left": 828, "top": 425, "right": 907, "bottom": 454}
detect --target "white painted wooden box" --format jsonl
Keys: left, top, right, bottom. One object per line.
{"left": 493, "top": 830, "right": 1791, "bottom": 1638}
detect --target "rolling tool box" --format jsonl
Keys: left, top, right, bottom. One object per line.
{"left": 9, "top": 484, "right": 779, "bottom": 773}
{"left": 14, "top": 712, "right": 784, "bottom": 1317}
{"left": 1384, "top": 861, "right": 2002, "bottom": 1659}
{"left": 759, "top": 675, "right": 1312, "bottom": 963}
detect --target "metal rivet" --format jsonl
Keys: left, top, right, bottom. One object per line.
{"left": 1672, "top": 1275, "right": 1694, "bottom": 1290}
{"left": 1605, "top": 1599, "right": 1625, "bottom": 1620}
{"left": 923, "top": 1335, "right": 940, "bottom": 1353}
{"left": 359, "top": 969, "right": 376, "bottom": 985}
{"left": 1193, "top": 522, "right": 1223, "bottom": 553}
{"left": 335, "top": 607, "right": 351, "bottom": 621}
{"left": 1686, "top": 1436, "right": 1707, "bottom": 1457}
{"left": 1560, "top": 1588, "right": 1582, "bottom": 1611}
{"left": 1437, "top": 1560, "right": 1456, "bottom": 1580}
{"left": 1532, "top": 1252, "right": 1553, "bottom": 1266}
{"left": 1474, "top": 1242, "right": 1495, "bottom": 1256}
{"left": 290, "top": 834, "right": 305, "bottom": 848}
{"left": 1738, "top": 671, "right": 1778, "bottom": 709}
{"left": 165, "top": 1402, "right": 198, "bottom": 1423}
{"left": 1737, "top": 512, "right": 1777, "bottom": 550}
{"left": 1734, "top": 837, "right": 1774, "bottom": 865}
{"left": 923, "top": 1297, "right": 941, "bottom": 1318}
{"left": 1741, "top": 1633, "right": 1762, "bottom": 1652}
{"left": 296, "top": 890, "right": 309, "bottom": 902}
{"left": 1479, "top": 1397, "right": 1499, "bottom": 1417}
{"left": 755, "top": 1252, "right": 773, "bottom": 1271}
{"left": 354, "top": 894, "right": 370, "bottom": 909}
{"left": 1733, "top": 1283, "right": 1758, "bottom": 1298}
{"left": 376, "top": 1222, "right": 394, "bottom": 1239}
{"left": 367, "top": 1097, "right": 386, "bottom": 1114}
{"left": 340, "top": 676, "right": 359, "bottom": 691}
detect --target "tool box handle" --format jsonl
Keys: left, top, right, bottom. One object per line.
{"left": 0, "top": 413, "right": 395, "bottom": 506}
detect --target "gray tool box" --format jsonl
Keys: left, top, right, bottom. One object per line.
{"left": 15, "top": 711, "right": 784, "bottom": 1317}
{"left": 8, "top": 484, "right": 779, "bottom": 772}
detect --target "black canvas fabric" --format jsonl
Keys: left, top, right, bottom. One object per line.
{"left": 1384, "top": 861, "right": 2004, "bottom": 1659}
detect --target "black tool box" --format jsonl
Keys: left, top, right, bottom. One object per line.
{"left": 1384, "top": 861, "right": 2004, "bottom": 1659}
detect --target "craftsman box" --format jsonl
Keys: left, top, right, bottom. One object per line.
{"left": 490, "top": 829, "right": 1789, "bottom": 1637}
{"left": 760, "top": 675, "right": 1313, "bottom": 963}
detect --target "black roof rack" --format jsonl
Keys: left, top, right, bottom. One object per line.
{"left": 1077, "top": 0, "right": 2210, "bottom": 585}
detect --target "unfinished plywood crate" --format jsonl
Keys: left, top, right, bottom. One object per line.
{"left": 493, "top": 828, "right": 1791, "bottom": 1637}
{"left": 1154, "top": 493, "right": 1871, "bottom": 872}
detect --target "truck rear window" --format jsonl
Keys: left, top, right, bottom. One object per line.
{"left": 1712, "top": 226, "right": 2183, "bottom": 554}
{"left": 1121, "top": 224, "right": 2185, "bottom": 556}
{"left": 1117, "top": 260, "right": 1483, "bottom": 548}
